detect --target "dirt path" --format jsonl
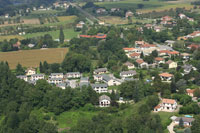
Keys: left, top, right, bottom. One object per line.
{"left": 167, "top": 122, "right": 175, "bottom": 133}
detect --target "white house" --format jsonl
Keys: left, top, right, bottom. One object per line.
{"left": 31, "top": 74, "right": 45, "bottom": 81}
{"left": 99, "top": 95, "right": 111, "bottom": 107}
{"left": 93, "top": 75, "right": 103, "bottom": 82}
{"left": 123, "top": 62, "right": 135, "bottom": 69}
{"left": 16, "top": 75, "right": 28, "bottom": 82}
{"left": 48, "top": 78, "right": 63, "bottom": 85}
{"left": 136, "top": 59, "right": 149, "bottom": 68}
{"left": 26, "top": 68, "right": 36, "bottom": 76}
{"left": 166, "top": 60, "right": 177, "bottom": 69}
{"left": 91, "top": 84, "right": 108, "bottom": 93}
{"left": 186, "top": 89, "right": 195, "bottom": 97}
{"left": 174, "top": 117, "right": 194, "bottom": 126}
{"left": 154, "top": 98, "right": 177, "bottom": 112}
{"left": 57, "top": 83, "right": 66, "bottom": 89}
{"left": 49, "top": 73, "right": 64, "bottom": 79}
{"left": 93, "top": 68, "right": 108, "bottom": 75}
{"left": 120, "top": 70, "right": 137, "bottom": 78}
{"left": 66, "top": 72, "right": 81, "bottom": 78}
{"left": 102, "top": 75, "right": 122, "bottom": 86}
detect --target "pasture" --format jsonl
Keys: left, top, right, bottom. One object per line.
{"left": 0, "top": 48, "right": 68, "bottom": 69}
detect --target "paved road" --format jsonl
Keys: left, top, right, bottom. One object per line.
{"left": 167, "top": 122, "right": 175, "bottom": 133}
{"left": 69, "top": 2, "right": 99, "bottom": 24}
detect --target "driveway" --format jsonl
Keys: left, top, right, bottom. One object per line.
{"left": 168, "top": 122, "right": 176, "bottom": 133}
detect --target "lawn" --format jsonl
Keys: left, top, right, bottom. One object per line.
{"left": 56, "top": 111, "right": 98, "bottom": 128}
{"left": 0, "top": 48, "right": 68, "bottom": 69}
{"left": 23, "top": 28, "right": 79, "bottom": 40}
{"left": 0, "top": 35, "right": 24, "bottom": 41}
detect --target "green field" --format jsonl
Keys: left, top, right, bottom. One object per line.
{"left": 96, "top": 0, "right": 193, "bottom": 13}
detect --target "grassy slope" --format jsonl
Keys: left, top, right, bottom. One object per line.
{"left": 0, "top": 48, "right": 68, "bottom": 69}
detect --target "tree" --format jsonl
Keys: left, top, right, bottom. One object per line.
{"left": 179, "top": 118, "right": 184, "bottom": 128}
{"left": 39, "top": 62, "right": 44, "bottom": 73}
{"left": 191, "top": 115, "right": 200, "bottom": 133}
{"left": 15, "top": 63, "right": 25, "bottom": 75}
{"left": 59, "top": 27, "right": 64, "bottom": 44}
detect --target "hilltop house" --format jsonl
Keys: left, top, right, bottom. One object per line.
{"left": 31, "top": 74, "right": 45, "bottom": 81}
{"left": 154, "top": 98, "right": 177, "bottom": 112}
{"left": 99, "top": 95, "right": 111, "bottom": 107}
{"left": 166, "top": 60, "right": 177, "bottom": 69}
{"left": 65, "top": 72, "right": 81, "bottom": 78}
{"left": 93, "top": 68, "right": 108, "bottom": 75}
{"left": 26, "top": 68, "right": 36, "bottom": 76}
{"left": 91, "top": 84, "right": 108, "bottom": 93}
{"left": 159, "top": 73, "right": 173, "bottom": 82}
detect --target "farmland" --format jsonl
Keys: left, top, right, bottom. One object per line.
{"left": 96, "top": 0, "right": 194, "bottom": 13}
{"left": 0, "top": 48, "right": 68, "bottom": 69}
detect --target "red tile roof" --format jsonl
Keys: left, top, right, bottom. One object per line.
{"left": 162, "top": 98, "right": 176, "bottom": 104}
{"left": 123, "top": 48, "right": 135, "bottom": 51}
{"left": 159, "top": 73, "right": 173, "bottom": 77}
{"left": 155, "top": 57, "right": 164, "bottom": 61}
{"left": 186, "top": 89, "right": 195, "bottom": 94}
{"left": 130, "top": 52, "right": 140, "bottom": 57}
{"left": 187, "top": 44, "right": 200, "bottom": 49}
{"left": 136, "top": 59, "right": 144, "bottom": 64}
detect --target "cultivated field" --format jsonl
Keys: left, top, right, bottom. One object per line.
{"left": 0, "top": 48, "right": 68, "bottom": 69}
{"left": 98, "top": 16, "right": 128, "bottom": 24}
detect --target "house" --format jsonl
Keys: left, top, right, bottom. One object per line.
{"left": 186, "top": 31, "right": 200, "bottom": 38}
{"left": 154, "top": 26, "right": 162, "bottom": 32}
{"left": 186, "top": 89, "right": 195, "bottom": 97}
{"left": 123, "top": 62, "right": 135, "bottom": 69}
{"left": 162, "top": 16, "right": 172, "bottom": 21}
{"left": 48, "top": 78, "right": 63, "bottom": 85}
{"left": 16, "top": 75, "right": 28, "bottom": 82}
{"left": 31, "top": 74, "right": 45, "bottom": 81}
{"left": 145, "top": 24, "right": 153, "bottom": 29}
{"left": 4, "top": 14, "right": 9, "bottom": 18}
{"left": 99, "top": 21, "right": 105, "bottom": 25}
{"left": 174, "top": 117, "right": 194, "bottom": 126}
{"left": 181, "top": 53, "right": 190, "bottom": 60}
{"left": 13, "top": 41, "right": 21, "bottom": 49}
{"left": 159, "top": 73, "right": 173, "bottom": 81}
{"left": 66, "top": 80, "right": 77, "bottom": 88}
{"left": 93, "top": 68, "right": 108, "bottom": 75}
{"left": 93, "top": 75, "right": 103, "bottom": 82}
{"left": 99, "top": 95, "right": 111, "bottom": 107}
{"left": 49, "top": 73, "right": 63, "bottom": 79}
{"left": 102, "top": 74, "right": 122, "bottom": 86}
{"left": 120, "top": 70, "right": 137, "bottom": 78}
{"left": 56, "top": 83, "right": 66, "bottom": 89}
{"left": 158, "top": 50, "right": 170, "bottom": 56}
{"left": 154, "top": 98, "right": 177, "bottom": 112}
{"left": 123, "top": 48, "right": 135, "bottom": 53}
{"left": 26, "top": 68, "right": 36, "bottom": 76}
{"left": 76, "top": 24, "right": 83, "bottom": 29}
{"left": 136, "top": 59, "right": 148, "bottom": 68}
{"left": 165, "top": 40, "right": 175, "bottom": 47}
{"left": 182, "top": 64, "right": 193, "bottom": 74}
{"left": 166, "top": 60, "right": 177, "bottom": 69}
{"left": 187, "top": 44, "right": 200, "bottom": 50}
{"left": 130, "top": 52, "right": 140, "bottom": 59}
{"left": 96, "top": 8, "right": 106, "bottom": 14}
{"left": 125, "top": 11, "right": 133, "bottom": 18}
{"left": 79, "top": 77, "right": 89, "bottom": 88}
{"left": 168, "top": 51, "right": 179, "bottom": 57}
{"left": 66, "top": 72, "right": 81, "bottom": 78}
{"left": 135, "top": 40, "right": 146, "bottom": 46}
{"left": 91, "top": 83, "right": 108, "bottom": 93}
{"left": 154, "top": 57, "right": 165, "bottom": 64}
{"left": 28, "top": 44, "right": 36, "bottom": 48}
{"left": 179, "top": 14, "right": 186, "bottom": 19}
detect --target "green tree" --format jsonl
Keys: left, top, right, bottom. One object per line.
{"left": 179, "top": 118, "right": 184, "bottom": 128}
{"left": 16, "top": 63, "right": 25, "bottom": 75}
{"left": 59, "top": 27, "right": 64, "bottom": 44}
{"left": 191, "top": 115, "right": 200, "bottom": 133}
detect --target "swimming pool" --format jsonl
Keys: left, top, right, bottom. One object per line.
{"left": 185, "top": 115, "right": 193, "bottom": 118}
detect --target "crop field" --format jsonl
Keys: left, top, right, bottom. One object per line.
{"left": 98, "top": 16, "right": 128, "bottom": 24}
{"left": 0, "top": 48, "right": 68, "bottom": 69}
{"left": 96, "top": 0, "right": 193, "bottom": 13}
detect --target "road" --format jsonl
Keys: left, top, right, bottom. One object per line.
{"left": 167, "top": 122, "right": 175, "bottom": 133}
{"left": 69, "top": 2, "right": 99, "bottom": 24}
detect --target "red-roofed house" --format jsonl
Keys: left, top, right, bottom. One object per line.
{"left": 187, "top": 31, "right": 200, "bottom": 38}
{"left": 155, "top": 57, "right": 165, "bottom": 64}
{"left": 136, "top": 59, "right": 148, "bottom": 68}
{"left": 130, "top": 52, "right": 140, "bottom": 59}
{"left": 123, "top": 48, "right": 135, "bottom": 53}
{"left": 154, "top": 98, "right": 177, "bottom": 112}
{"left": 186, "top": 89, "right": 195, "bottom": 97}
{"left": 158, "top": 50, "right": 170, "bottom": 56}
{"left": 187, "top": 44, "right": 200, "bottom": 50}
{"left": 159, "top": 73, "right": 173, "bottom": 81}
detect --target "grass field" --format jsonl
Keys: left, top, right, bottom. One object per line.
{"left": 0, "top": 35, "right": 24, "bottom": 41}
{"left": 96, "top": 0, "right": 193, "bottom": 13}
{"left": 0, "top": 48, "right": 68, "bottom": 69}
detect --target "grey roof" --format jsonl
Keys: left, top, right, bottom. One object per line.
{"left": 91, "top": 83, "right": 107, "bottom": 88}
{"left": 123, "top": 77, "right": 136, "bottom": 81}
{"left": 99, "top": 95, "right": 111, "bottom": 101}
{"left": 120, "top": 70, "right": 137, "bottom": 75}
{"left": 94, "top": 75, "right": 103, "bottom": 78}
{"left": 124, "top": 62, "right": 134, "bottom": 66}
{"left": 17, "top": 75, "right": 27, "bottom": 78}
{"left": 57, "top": 83, "right": 66, "bottom": 87}
{"left": 66, "top": 72, "right": 80, "bottom": 75}
{"left": 80, "top": 77, "right": 89, "bottom": 81}
{"left": 31, "top": 74, "right": 44, "bottom": 77}
{"left": 102, "top": 74, "right": 112, "bottom": 82}
{"left": 182, "top": 64, "right": 192, "bottom": 69}
{"left": 94, "top": 68, "right": 107, "bottom": 73}
{"left": 175, "top": 117, "right": 194, "bottom": 123}
{"left": 50, "top": 73, "right": 63, "bottom": 75}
